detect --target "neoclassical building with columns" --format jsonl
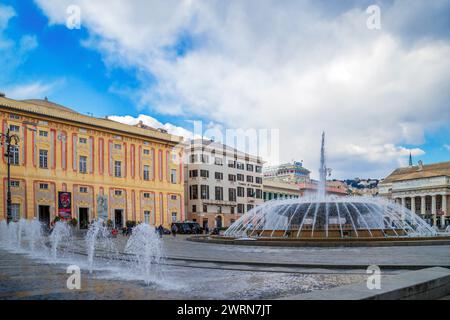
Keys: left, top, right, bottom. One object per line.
{"left": 379, "top": 161, "right": 450, "bottom": 228}
{"left": 0, "top": 95, "right": 184, "bottom": 229}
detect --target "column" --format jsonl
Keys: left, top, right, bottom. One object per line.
{"left": 431, "top": 195, "right": 437, "bottom": 226}
{"left": 421, "top": 195, "right": 426, "bottom": 216}
{"left": 410, "top": 196, "right": 416, "bottom": 214}
{"left": 442, "top": 195, "right": 447, "bottom": 227}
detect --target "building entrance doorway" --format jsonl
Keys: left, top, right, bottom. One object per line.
{"left": 202, "top": 219, "right": 209, "bottom": 231}
{"left": 79, "top": 208, "right": 89, "bottom": 229}
{"left": 114, "top": 209, "right": 124, "bottom": 229}
{"left": 216, "top": 215, "right": 223, "bottom": 228}
{"left": 38, "top": 205, "right": 50, "bottom": 227}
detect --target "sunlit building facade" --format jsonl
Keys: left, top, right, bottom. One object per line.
{"left": 0, "top": 96, "right": 184, "bottom": 229}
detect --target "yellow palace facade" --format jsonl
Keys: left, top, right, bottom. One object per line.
{"left": 0, "top": 95, "right": 184, "bottom": 229}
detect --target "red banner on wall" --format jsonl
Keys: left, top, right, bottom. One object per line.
{"left": 58, "top": 191, "right": 72, "bottom": 220}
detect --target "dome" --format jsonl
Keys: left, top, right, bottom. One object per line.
{"left": 224, "top": 196, "right": 437, "bottom": 239}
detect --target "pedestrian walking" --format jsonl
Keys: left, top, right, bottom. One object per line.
{"left": 171, "top": 224, "right": 178, "bottom": 238}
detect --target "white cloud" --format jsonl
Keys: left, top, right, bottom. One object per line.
{"left": 444, "top": 144, "right": 450, "bottom": 151}
{"left": 5, "top": 81, "right": 62, "bottom": 100}
{"left": 34, "top": 0, "right": 450, "bottom": 178}
{"left": 0, "top": 4, "right": 39, "bottom": 84}
{"left": 107, "top": 114, "right": 198, "bottom": 141}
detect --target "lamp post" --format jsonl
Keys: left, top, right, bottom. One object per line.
{"left": 1, "top": 128, "right": 19, "bottom": 224}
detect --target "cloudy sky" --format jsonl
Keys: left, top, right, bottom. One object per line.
{"left": 0, "top": 0, "right": 449, "bottom": 179}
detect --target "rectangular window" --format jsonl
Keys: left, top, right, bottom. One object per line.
{"left": 201, "top": 185, "right": 209, "bottom": 199}
{"left": 246, "top": 175, "right": 254, "bottom": 183}
{"left": 200, "top": 170, "right": 209, "bottom": 178}
{"left": 228, "top": 174, "right": 236, "bottom": 182}
{"left": 190, "top": 154, "right": 198, "bottom": 164}
{"left": 228, "top": 160, "right": 236, "bottom": 168}
{"left": 143, "top": 165, "right": 150, "bottom": 180}
{"left": 143, "top": 149, "right": 150, "bottom": 155}
{"left": 10, "top": 145, "right": 19, "bottom": 165}
{"left": 171, "top": 169, "right": 177, "bottom": 184}
{"left": 190, "top": 185, "right": 198, "bottom": 200}
{"left": 172, "top": 212, "right": 177, "bottom": 222}
{"left": 79, "top": 187, "right": 88, "bottom": 193}
{"left": 192, "top": 205, "right": 197, "bottom": 213}
{"left": 114, "top": 144, "right": 122, "bottom": 150}
{"left": 255, "top": 166, "right": 262, "bottom": 173}
{"left": 171, "top": 195, "right": 177, "bottom": 200}
{"left": 246, "top": 164, "right": 254, "bottom": 172}
{"left": 114, "top": 190, "right": 122, "bottom": 196}
{"left": 255, "top": 177, "right": 263, "bottom": 184}
{"left": 238, "top": 204, "right": 244, "bottom": 214}
{"left": 215, "top": 172, "right": 223, "bottom": 180}
{"left": 237, "top": 187, "right": 245, "bottom": 197}
{"left": 9, "top": 124, "right": 20, "bottom": 132}
{"left": 189, "top": 170, "right": 198, "bottom": 178}
{"left": 214, "top": 157, "right": 223, "bottom": 166}
{"left": 203, "top": 204, "right": 208, "bottom": 213}
{"left": 39, "top": 130, "right": 48, "bottom": 137}
{"left": 215, "top": 187, "right": 223, "bottom": 201}
{"left": 231, "top": 207, "right": 235, "bottom": 214}
{"left": 39, "top": 150, "right": 48, "bottom": 169}
{"left": 200, "top": 154, "right": 209, "bottom": 163}
{"left": 39, "top": 183, "right": 48, "bottom": 190}
{"left": 79, "top": 156, "right": 87, "bottom": 174}
{"left": 114, "top": 161, "right": 122, "bottom": 177}
{"left": 247, "top": 204, "right": 254, "bottom": 212}
{"left": 144, "top": 211, "right": 151, "bottom": 224}
{"left": 228, "top": 188, "right": 237, "bottom": 202}
{"left": 10, "top": 180, "right": 20, "bottom": 188}
{"left": 9, "top": 114, "right": 20, "bottom": 120}
{"left": 143, "top": 192, "right": 151, "bottom": 198}
{"left": 79, "top": 137, "right": 87, "bottom": 144}
{"left": 237, "top": 174, "right": 244, "bottom": 181}
{"left": 247, "top": 188, "right": 255, "bottom": 197}
{"left": 11, "top": 204, "right": 20, "bottom": 222}
{"left": 237, "top": 162, "right": 245, "bottom": 170}
{"left": 255, "top": 189, "right": 262, "bottom": 199}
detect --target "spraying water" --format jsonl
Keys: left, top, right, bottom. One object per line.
{"left": 49, "top": 221, "right": 72, "bottom": 261}
{"left": 86, "top": 218, "right": 117, "bottom": 273}
{"left": 318, "top": 131, "right": 327, "bottom": 199}
{"left": 124, "top": 223, "right": 165, "bottom": 285}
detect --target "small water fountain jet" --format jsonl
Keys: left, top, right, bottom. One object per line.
{"left": 124, "top": 223, "right": 165, "bottom": 285}
{"left": 49, "top": 221, "right": 72, "bottom": 261}
{"left": 24, "top": 219, "right": 45, "bottom": 252}
{"left": 86, "top": 218, "right": 116, "bottom": 273}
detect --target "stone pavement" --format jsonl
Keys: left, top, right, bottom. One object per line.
{"left": 0, "top": 249, "right": 366, "bottom": 300}
{"left": 73, "top": 234, "right": 450, "bottom": 269}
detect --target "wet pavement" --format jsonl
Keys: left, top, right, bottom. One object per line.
{"left": 0, "top": 249, "right": 367, "bottom": 299}
{"left": 73, "top": 234, "right": 450, "bottom": 268}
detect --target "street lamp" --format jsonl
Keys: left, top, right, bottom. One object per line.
{"left": 1, "top": 128, "right": 20, "bottom": 224}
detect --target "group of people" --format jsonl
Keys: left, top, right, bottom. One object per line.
{"left": 154, "top": 224, "right": 179, "bottom": 238}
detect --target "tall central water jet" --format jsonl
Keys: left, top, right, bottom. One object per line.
{"left": 318, "top": 131, "right": 327, "bottom": 199}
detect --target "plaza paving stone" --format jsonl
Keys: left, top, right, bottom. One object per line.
{"left": 72, "top": 234, "right": 450, "bottom": 269}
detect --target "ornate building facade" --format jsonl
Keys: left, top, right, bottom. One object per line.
{"left": 379, "top": 161, "right": 450, "bottom": 228}
{"left": 0, "top": 96, "right": 184, "bottom": 229}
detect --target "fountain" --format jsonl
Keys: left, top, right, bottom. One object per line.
{"left": 86, "top": 218, "right": 117, "bottom": 273}
{"left": 49, "top": 221, "right": 72, "bottom": 261}
{"left": 219, "top": 133, "right": 448, "bottom": 245}
{"left": 124, "top": 223, "right": 165, "bottom": 285}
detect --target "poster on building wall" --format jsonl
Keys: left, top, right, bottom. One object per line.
{"left": 97, "top": 195, "right": 108, "bottom": 221}
{"left": 58, "top": 191, "right": 72, "bottom": 220}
